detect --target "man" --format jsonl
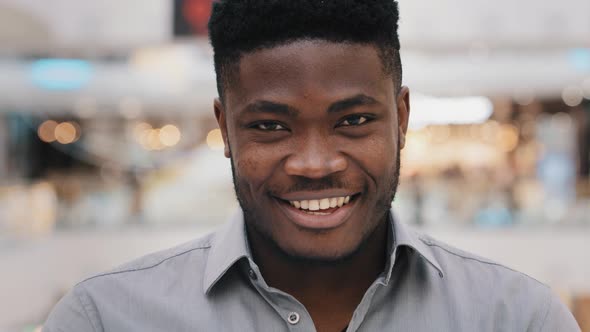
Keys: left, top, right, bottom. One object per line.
{"left": 44, "top": 1, "right": 580, "bottom": 331}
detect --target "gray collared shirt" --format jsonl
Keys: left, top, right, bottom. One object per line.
{"left": 44, "top": 210, "right": 580, "bottom": 331}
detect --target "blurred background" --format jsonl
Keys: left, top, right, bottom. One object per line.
{"left": 0, "top": 0, "right": 589, "bottom": 331}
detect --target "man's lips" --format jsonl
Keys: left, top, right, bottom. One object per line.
{"left": 272, "top": 193, "right": 360, "bottom": 230}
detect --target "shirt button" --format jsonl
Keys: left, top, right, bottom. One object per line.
{"left": 248, "top": 269, "right": 258, "bottom": 280}
{"left": 287, "top": 312, "right": 300, "bottom": 325}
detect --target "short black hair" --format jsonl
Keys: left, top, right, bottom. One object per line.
{"left": 208, "top": 0, "right": 402, "bottom": 102}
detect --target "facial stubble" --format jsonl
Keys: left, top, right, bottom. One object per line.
{"left": 227, "top": 136, "right": 401, "bottom": 266}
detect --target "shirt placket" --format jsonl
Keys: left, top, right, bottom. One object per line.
{"left": 344, "top": 281, "right": 383, "bottom": 332}
{"left": 246, "top": 261, "right": 317, "bottom": 332}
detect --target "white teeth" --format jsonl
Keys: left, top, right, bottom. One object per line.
{"left": 309, "top": 200, "right": 320, "bottom": 211}
{"left": 288, "top": 195, "right": 354, "bottom": 211}
{"left": 330, "top": 198, "right": 338, "bottom": 208}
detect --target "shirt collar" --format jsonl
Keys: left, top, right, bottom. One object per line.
{"left": 389, "top": 212, "right": 445, "bottom": 280}
{"left": 203, "top": 210, "right": 250, "bottom": 295}
{"left": 204, "top": 208, "right": 444, "bottom": 294}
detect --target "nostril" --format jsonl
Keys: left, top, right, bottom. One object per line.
{"left": 283, "top": 153, "right": 348, "bottom": 178}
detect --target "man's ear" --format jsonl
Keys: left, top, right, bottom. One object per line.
{"left": 214, "top": 98, "right": 231, "bottom": 158}
{"left": 396, "top": 86, "right": 410, "bottom": 149}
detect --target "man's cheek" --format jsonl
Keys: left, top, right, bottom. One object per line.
{"left": 236, "top": 156, "right": 266, "bottom": 186}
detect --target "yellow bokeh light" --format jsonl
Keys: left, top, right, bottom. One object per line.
{"left": 54, "top": 122, "right": 79, "bottom": 144}
{"left": 206, "top": 129, "right": 225, "bottom": 151}
{"left": 146, "top": 129, "right": 165, "bottom": 151}
{"left": 134, "top": 122, "right": 152, "bottom": 141}
{"left": 159, "top": 124, "right": 181, "bottom": 147}
{"left": 134, "top": 123, "right": 154, "bottom": 149}
{"left": 38, "top": 120, "right": 58, "bottom": 143}
{"left": 498, "top": 124, "right": 519, "bottom": 152}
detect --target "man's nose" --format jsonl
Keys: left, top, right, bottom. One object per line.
{"left": 283, "top": 135, "right": 348, "bottom": 179}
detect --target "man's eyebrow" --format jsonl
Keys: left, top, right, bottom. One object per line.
{"left": 327, "top": 94, "right": 380, "bottom": 114}
{"left": 240, "top": 94, "right": 379, "bottom": 117}
{"left": 241, "top": 100, "right": 300, "bottom": 117}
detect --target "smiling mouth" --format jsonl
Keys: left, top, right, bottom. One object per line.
{"left": 276, "top": 194, "right": 359, "bottom": 216}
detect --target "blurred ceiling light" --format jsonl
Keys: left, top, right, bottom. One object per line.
{"left": 561, "top": 86, "right": 584, "bottom": 107}
{"left": 54, "top": 122, "right": 79, "bottom": 144}
{"left": 119, "top": 97, "right": 142, "bottom": 119}
{"left": 409, "top": 94, "right": 493, "bottom": 129}
{"left": 30, "top": 59, "right": 93, "bottom": 91}
{"left": 38, "top": 120, "right": 58, "bottom": 143}
{"left": 159, "top": 124, "right": 182, "bottom": 147}
{"left": 206, "top": 129, "right": 225, "bottom": 151}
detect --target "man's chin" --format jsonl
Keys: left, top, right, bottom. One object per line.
{"left": 275, "top": 246, "right": 362, "bottom": 267}
{"left": 259, "top": 228, "right": 372, "bottom": 267}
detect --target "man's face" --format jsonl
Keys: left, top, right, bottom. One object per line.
{"left": 215, "top": 40, "right": 410, "bottom": 262}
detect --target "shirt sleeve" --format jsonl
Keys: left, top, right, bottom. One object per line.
{"left": 43, "top": 286, "right": 99, "bottom": 332}
{"left": 537, "top": 288, "right": 581, "bottom": 332}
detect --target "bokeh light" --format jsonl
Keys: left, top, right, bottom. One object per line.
{"left": 561, "top": 86, "right": 584, "bottom": 107}
{"left": 146, "top": 129, "right": 165, "bottom": 151}
{"left": 498, "top": 124, "right": 520, "bottom": 152}
{"left": 54, "top": 122, "right": 79, "bottom": 144}
{"left": 38, "top": 120, "right": 58, "bottom": 143}
{"left": 159, "top": 125, "right": 181, "bottom": 147}
{"left": 206, "top": 129, "right": 225, "bottom": 151}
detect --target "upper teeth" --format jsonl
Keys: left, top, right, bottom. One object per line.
{"left": 289, "top": 196, "right": 351, "bottom": 211}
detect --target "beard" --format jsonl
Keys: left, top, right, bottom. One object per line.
{"left": 228, "top": 139, "right": 401, "bottom": 266}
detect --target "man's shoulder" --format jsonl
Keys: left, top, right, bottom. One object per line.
{"left": 416, "top": 231, "right": 547, "bottom": 289}
{"left": 411, "top": 231, "right": 580, "bottom": 331}
{"left": 411, "top": 230, "right": 560, "bottom": 320}
{"left": 78, "top": 231, "right": 215, "bottom": 289}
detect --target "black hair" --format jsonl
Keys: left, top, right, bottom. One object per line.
{"left": 208, "top": 0, "right": 402, "bottom": 101}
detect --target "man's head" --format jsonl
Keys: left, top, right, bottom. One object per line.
{"left": 209, "top": 0, "right": 410, "bottom": 264}
{"left": 209, "top": 0, "right": 403, "bottom": 102}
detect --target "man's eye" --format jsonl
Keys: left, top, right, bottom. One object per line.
{"left": 252, "top": 122, "right": 287, "bottom": 131}
{"left": 339, "top": 115, "right": 370, "bottom": 127}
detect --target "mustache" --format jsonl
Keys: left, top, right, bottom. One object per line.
{"left": 268, "top": 176, "right": 356, "bottom": 195}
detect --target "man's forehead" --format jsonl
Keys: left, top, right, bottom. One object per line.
{"left": 238, "top": 39, "right": 384, "bottom": 75}
{"left": 224, "top": 40, "right": 393, "bottom": 110}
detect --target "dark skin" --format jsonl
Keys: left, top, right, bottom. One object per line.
{"left": 215, "top": 40, "right": 410, "bottom": 332}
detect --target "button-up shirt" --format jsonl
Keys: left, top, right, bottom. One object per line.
{"left": 43, "top": 210, "right": 580, "bottom": 331}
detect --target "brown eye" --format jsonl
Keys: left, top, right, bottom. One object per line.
{"left": 339, "top": 115, "right": 369, "bottom": 127}
{"left": 252, "top": 121, "right": 287, "bottom": 131}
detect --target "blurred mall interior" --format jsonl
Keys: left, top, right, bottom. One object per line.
{"left": 0, "top": 0, "right": 589, "bottom": 331}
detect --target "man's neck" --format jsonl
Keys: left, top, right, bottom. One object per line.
{"left": 247, "top": 220, "right": 389, "bottom": 332}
